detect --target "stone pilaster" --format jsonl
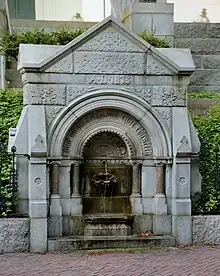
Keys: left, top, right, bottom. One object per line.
{"left": 71, "top": 162, "right": 82, "bottom": 215}
{"left": 171, "top": 156, "right": 192, "bottom": 244}
{"left": 130, "top": 162, "right": 143, "bottom": 214}
{"left": 153, "top": 160, "right": 170, "bottom": 235}
{"left": 29, "top": 156, "right": 48, "bottom": 252}
{"left": 49, "top": 161, "right": 62, "bottom": 237}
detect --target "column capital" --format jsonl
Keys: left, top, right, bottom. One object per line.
{"left": 154, "top": 159, "right": 166, "bottom": 167}
{"left": 50, "top": 160, "right": 61, "bottom": 166}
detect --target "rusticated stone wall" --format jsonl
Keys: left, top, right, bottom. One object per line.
{"left": 175, "top": 23, "right": 220, "bottom": 93}
{"left": 0, "top": 218, "right": 29, "bottom": 253}
{"left": 193, "top": 216, "right": 220, "bottom": 244}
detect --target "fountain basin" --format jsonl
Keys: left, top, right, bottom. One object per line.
{"left": 84, "top": 214, "right": 134, "bottom": 236}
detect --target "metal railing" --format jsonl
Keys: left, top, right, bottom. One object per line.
{"left": 0, "top": 142, "right": 18, "bottom": 216}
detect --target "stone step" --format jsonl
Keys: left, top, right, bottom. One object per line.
{"left": 48, "top": 235, "right": 176, "bottom": 252}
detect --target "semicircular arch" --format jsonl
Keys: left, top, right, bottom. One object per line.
{"left": 48, "top": 89, "right": 171, "bottom": 158}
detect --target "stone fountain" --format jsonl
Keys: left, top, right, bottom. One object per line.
{"left": 84, "top": 161, "right": 134, "bottom": 237}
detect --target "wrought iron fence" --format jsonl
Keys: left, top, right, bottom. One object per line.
{"left": 0, "top": 142, "right": 18, "bottom": 216}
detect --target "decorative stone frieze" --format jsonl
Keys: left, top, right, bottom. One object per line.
{"left": 24, "top": 84, "right": 66, "bottom": 105}
{"left": 44, "top": 53, "right": 73, "bottom": 73}
{"left": 147, "top": 55, "right": 173, "bottom": 75}
{"left": 74, "top": 51, "right": 145, "bottom": 74}
{"left": 153, "top": 86, "right": 186, "bottom": 106}
{"left": 77, "top": 26, "right": 144, "bottom": 52}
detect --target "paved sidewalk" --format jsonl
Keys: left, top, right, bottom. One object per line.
{"left": 0, "top": 246, "right": 220, "bottom": 276}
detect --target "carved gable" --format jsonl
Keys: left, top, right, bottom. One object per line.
{"left": 76, "top": 26, "right": 145, "bottom": 53}
{"left": 21, "top": 17, "right": 194, "bottom": 76}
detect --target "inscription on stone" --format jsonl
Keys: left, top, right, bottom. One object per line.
{"left": 27, "top": 84, "right": 66, "bottom": 105}
{"left": 74, "top": 52, "right": 145, "bottom": 74}
{"left": 87, "top": 75, "right": 133, "bottom": 85}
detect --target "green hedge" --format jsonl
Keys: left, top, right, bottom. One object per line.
{"left": 192, "top": 104, "right": 220, "bottom": 212}
{"left": 0, "top": 29, "right": 170, "bottom": 60}
{"left": 0, "top": 89, "right": 23, "bottom": 216}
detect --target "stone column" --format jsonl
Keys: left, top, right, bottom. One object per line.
{"left": 72, "top": 162, "right": 80, "bottom": 196}
{"left": 71, "top": 161, "right": 82, "bottom": 215}
{"left": 49, "top": 161, "right": 62, "bottom": 237}
{"left": 156, "top": 165, "right": 164, "bottom": 194}
{"left": 132, "top": 163, "right": 141, "bottom": 196}
{"left": 130, "top": 162, "right": 143, "bottom": 214}
{"left": 153, "top": 161, "right": 169, "bottom": 235}
{"left": 51, "top": 162, "right": 59, "bottom": 194}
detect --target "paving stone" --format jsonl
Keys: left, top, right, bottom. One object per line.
{"left": 0, "top": 246, "right": 220, "bottom": 276}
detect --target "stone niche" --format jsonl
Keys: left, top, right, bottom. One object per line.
{"left": 10, "top": 16, "right": 200, "bottom": 252}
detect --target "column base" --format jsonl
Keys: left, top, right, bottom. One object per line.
{"left": 153, "top": 193, "right": 167, "bottom": 215}
{"left": 153, "top": 215, "right": 172, "bottom": 235}
{"left": 71, "top": 195, "right": 82, "bottom": 215}
{"left": 30, "top": 218, "right": 47, "bottom": 253}
{"left": 49, "top": 194, "right": 62, "bottom": 237}
{"left": 172, "top": 215, "right": 192, "bottom": 245}
{"left": 130, "top": 195, "right": 143, "bottom": 215}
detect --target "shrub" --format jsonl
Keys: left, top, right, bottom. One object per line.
{"left": 0, "top": 89, "right": 23, "bottom": 216}
{"left": 138, "top": 31, "right": 170, "bottom": 48}
{"left": 190, "top": 92, "right": 220, "bottom": 213}
{"left": 0, "top": 28, "right": 170, "bottom": 61}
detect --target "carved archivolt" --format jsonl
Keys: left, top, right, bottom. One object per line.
{"left": 62, "top": 109, "right": 153, "bottom": 157}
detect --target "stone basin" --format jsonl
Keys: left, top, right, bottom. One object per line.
{"left": 84, "top": 214, "right": 134, "bottom": 237}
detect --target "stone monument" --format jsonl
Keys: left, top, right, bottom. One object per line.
{"left": 9, "top": 14, "right": 200, "bottom": 252}
{"left": 111, "top": 0, "right": 174, "bottom": 45}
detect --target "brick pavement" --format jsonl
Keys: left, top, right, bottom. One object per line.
{"left": 0, "top": 246, "right": 220, "bottom": 276}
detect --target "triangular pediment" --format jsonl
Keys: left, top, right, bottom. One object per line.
{"left": 18, "top": 16, "right": 195, "bottom": 75}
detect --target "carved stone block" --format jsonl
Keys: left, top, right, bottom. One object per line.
{"left": 26, "top": 84, "right": 66, "bottom": 105}
{"left": 153, "top": 86, "right": 186, "bottom": 106}
{"left": 155, "top": 107, "right": 172, "bottom": 131}
{"left": 133, "top": 87, "right": 152, "bottom": 104}
{"left": 45, "top": 106, "right": 63, "bottom": 128}
{"left": 44, "top": 53, "right": 73, "bottom": 73}
{"left": 146, "top": 55, "right": 173, "bottom": 75}
{"left": 77, "top": 27, "right": 144, "bottom": 52}
{"left": 74, "top": 51, "right": 145, "bottom": 74}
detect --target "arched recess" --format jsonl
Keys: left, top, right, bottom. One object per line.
{"left": 48, "top": 89, "right": 171, "bottom": 158}
{"left": 62, "top": 109, "right": 152, "bottom": 158}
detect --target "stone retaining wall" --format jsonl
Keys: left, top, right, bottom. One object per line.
{"left": 0, "top": 216, "right": 220, "bottom": 252}
{"left": 0, "top": 218, "right": 29, "bottom": 253}
{"left": 174, "top": 23, "right": 220, "bottom": 93}
{"left": 193, "top": 216, "right": 220, "bottom": 244}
